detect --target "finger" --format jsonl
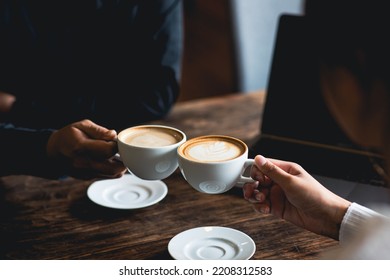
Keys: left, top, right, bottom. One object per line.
{"left": 250, "top": 165, "right": 273, "bottom": 187}
{"left": 252, "top": 202, "right": 271, "bottom": 214}
{"left": 73, "top": 157, "right": 126, "bottom": 178}
{"left": 79, "top": 139, "right": 118, "bottom": 159}
{"left": 74, "top": 119, "right": 117, "bottom": 141}
{"left": 247, "top": 189, "right": 261, "bottom": 203}
{"left": 96, "top": 168, "right": 127, "bottom": 179}
{"left": 254, "top": 155, "right": 295, "bottom": 187}
{"left": 265, "top": 157, "right": 302, "bottom": 176}
{"left": 243, "top": 181, "right": 258, "bottom": 200}
{"left": 255, "top": 188, "right": 269, "bottom": 202}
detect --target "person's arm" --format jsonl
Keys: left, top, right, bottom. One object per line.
{"left": 243, "top": 155, "right": 390, "bottom": 249}
{"left": 322, "top": 204, "right": 390, "bottom": 259}
{"left": 0, "top": 122, "right": 64, "bottom": 178}
{"left": 243, "top": 155, "right": 351, "bottom": 240}
{"left": 339, "top": 202, "right": 386, "bottom": 244}
{"left": 0, "top": 120, "right": 126, "bottom": 179}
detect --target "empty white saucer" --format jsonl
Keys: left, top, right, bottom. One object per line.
{"left": 87, "top": 174, "right": 168, "bottom": 209}
{"left": 168, "top": 226, "right": 256, "bottom": 260}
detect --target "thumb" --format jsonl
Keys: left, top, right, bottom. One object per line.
{"left": 254, "top": 155, "right": 292, "bottom": 186}
{"left": 74, "top": 119, "right": 117, "bottom": 141}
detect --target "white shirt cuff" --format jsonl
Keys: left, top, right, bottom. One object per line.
{"left": 339, "top": 202, "right": 383, "bottom": 244}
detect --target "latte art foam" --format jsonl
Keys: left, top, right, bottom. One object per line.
{"left": 185, "top": 139, "right": 243, "bottom": 162}
{"left": 123, "top": 128, "right": 179, "bottom": 147}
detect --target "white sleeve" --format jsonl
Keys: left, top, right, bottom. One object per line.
{"left": 339, "top": 202, "right": 384, "bottom": 244}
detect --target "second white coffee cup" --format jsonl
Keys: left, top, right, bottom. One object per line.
{"left": 177, "top": 135, "right": 255, "bottom": 194}
{"left": 117, "top": 124, "right": 186, "bottom": 180}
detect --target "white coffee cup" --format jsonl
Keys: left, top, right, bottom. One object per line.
{"left": 117, "top": 125, "right": 186, "bottom": 180}
{"left": 177, "top": 135, "right": 255, "bottom": 194}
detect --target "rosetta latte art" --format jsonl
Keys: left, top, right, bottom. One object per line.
{"left": 187, "top": 140, "right": 242, "bottom": 162}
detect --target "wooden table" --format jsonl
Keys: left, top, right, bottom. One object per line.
{"left": 0, "top": 91, "right": 337, "bottom": 260}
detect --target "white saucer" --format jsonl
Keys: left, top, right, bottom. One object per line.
{"left": 87, "top": 174, "right": 168, "bottom": 209}
{"left": 168, "top": 226, "right": 256, "bottom": 260}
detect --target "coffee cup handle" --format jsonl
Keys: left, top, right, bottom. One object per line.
{"left": 236, "top": 159, "right": 255, "bottom": 187}
{"left": 113, "top": 153, "right": 122, "bottom": 162}
{"left": 112, "top": 153, "right": 135, "bottom": 176}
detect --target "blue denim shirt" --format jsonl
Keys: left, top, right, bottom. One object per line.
{"left": 0, "top": 0, "right": 183, "bottom": 177}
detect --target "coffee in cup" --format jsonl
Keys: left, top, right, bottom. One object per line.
{"left": 177, "top": 135, "right": 254, "bottom": 194}
{"left": 118, "top": 125, "right": 186, "bottom": 180}
{"left": 122, "top": 126, "right": 180, "bottom": 147}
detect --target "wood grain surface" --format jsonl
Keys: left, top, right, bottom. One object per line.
{"left": 0, "top": 91, "right": 337, "bottom": 259}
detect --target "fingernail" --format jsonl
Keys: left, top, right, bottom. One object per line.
{"left": 110, "top": 129, "right": 117, "bottom": 136}
{"left": 260, "top": 206, "right": 270, "bottom": 214}
{"left": 256, "top": 155, "right": 267, "bottom": 166}
{"left": 255, "top": 192, "right": 263, "bottom": 201}
{"left": 108, "top": 130, "right": 118, "bottom": 141}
